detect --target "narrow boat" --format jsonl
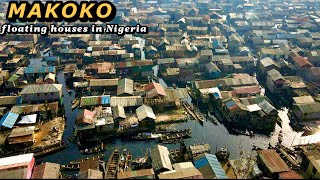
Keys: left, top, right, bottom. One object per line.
{"left": 206, "top": 111, "right": 218, "bottom": 125}
{"left": 33, "top": 142, "right": 68, "bottom": 158}
{"left": 155, "top": 128, "right": 192, "bottom": 135}
{"left": 195, "top": 110, "right": 205, "bottom": 122}
{"left": 231, "top": 128, "right": 254, "bottom": 137}
{"left": 162, "top": 138, "right": 183, "bottom": 144}
{"left": 126, "top": 151, "right": 132, "bottom": 165}
{"left": 159, "top": 129, "right": 192, "bottom": 142}
{"left": 118, "top": 149, "right": 132, "bottom": 172}
{"left": 60, "top": 163, "right": 80, "bottom": 171}
{"left": 43, "top": 48, "right": 51, "bottom": 54}
{"left": 118, "top": 149, "right": 127, "bottom": 172}
{"left": 105, "top": 148, "right": 120, "bottom": 179}
{"left": 182, "top": 102, "right": 204, "bottom": 123}
{"left": 214, "top": 110, "right": 224, "bottom": 122}
{"left": 131, "top": 149, "right": 149, "bottom": 170}
{"left": 71, "top": 98, "right": 80, "bottom": 109}
{"left": 80, "top": 143, "right": 106, "bottom": 155}
{"left": 132, "top": 132, "right": 162, "bottom": 140}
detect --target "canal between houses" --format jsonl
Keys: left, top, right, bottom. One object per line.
{"left": 36, "top": 70, "right": 320, "bottom": 166}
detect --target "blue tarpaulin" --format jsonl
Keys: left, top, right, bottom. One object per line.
{"left": 101, "top": 95, "right": 111, "bottom": 105}
{"left": 16, "top": 96, "right": 22, "bottom": 104}
{"left": 225, "top": 100, "right": 236, "bottom": 108}
{"left": 194, "top": 154, "right": 228, "bottom": 179}
{"left": 0, "top": 112, "right": 19, "bottom": 128}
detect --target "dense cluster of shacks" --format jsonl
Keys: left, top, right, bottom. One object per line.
{"left": 0, "top": 0, "right": 320, "bottom": 179}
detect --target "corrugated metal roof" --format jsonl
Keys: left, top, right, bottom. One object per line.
{"left": 194, "top": 79, "right": 225, "bottom": 89}
{"left": 246, "top": 104, "right": 262, "bottom": 112}
{"left": 295, "top": 102, "right": 320, "bottom": 114}
{"left": 278, "top": 170, "right": 303, "bottom": 179}
{"left": 151, "top": 145, "right": 173, "bottom": 172}
{"left": 25, "top": 66, "right": 55, "bottom": 74}
{"left": 145, "top": 82, "right": 167, "bottom": 98}
{"left": 0, "top": 111, "right": 19, "bottom": 128}
{"left": 224, "top": 77, "right": 258, "bottom": 87}
{"left": 194, "top": 153, "right": 228, "bottom": 179}
{"left": 164, "top": 88, "right": 189, "bottom": 101}
{"left": 78, "top": 169, "right": 103, "bottom": 179}
{"left": 293, "top": 96, "right": 315, "bottom": 104}
{"left": 199, "top": 88, "right": 222, "bottom": 99}
{"left": 80, "top": 95, "right": 110, "bottom": 106}
{"left": 157, "top": 58, "right": 175, "bottom": 65}
{"left": 260, "top": 57, "right": 276, "bottom": 68}
{"left": 292, "top": 56, "right": 314, "bottom": 67}
{"left": 258, "top": 149, "right": 290, "bottom": 174}
{"left": 258, "top": 100, "right": 276, "bottom": 114}
{"left": 172, "top": 162, "right": 194, "bottom": 170}
{"left": 0, "top": 96, "right": 20, "bottom": 106}
{"left": 136, "top": 105, "right": 156, "bottom": 121}
{"left": 233, "top": 86, "right": 261, "bottom": 95}
{"left": 20, "top": 84, "right": 62, "bottom": 95}
{"left": 158, "top": 167, "right": 203, "bottom": 179}
{"left": 110, "top": 96, "right": 143, "bottom": 107}
{"left": 304, "top": 150, "right": 320, "bottom": 174}
{"left": 117, "top": 169, "right": 155, "bottom": 179}
{"left": 7, "top": 74, "right": 19, "bottom": 82}
{"left": 240, "top": 95, "right": 267, "bottom": 106}
{"left": 89, "top": 79, "right": 118, "bottom": 87}
{"left": 31, "top": 162, "right": 61, "bottom": 179}
{"left": 117, "top": 78, "right": 134, "bottom": 96}
{"left": 205, "top": 62, "right": 220, "bottom": 72}
{"left": 11, "top": 102, "right": 59, "bottom": 115}
{"left": 267, "top": 69, "right": 284, "bottom": 81}
{"left": 112, "top": 106, "right": 126, "bottom": 119}
{"left": 44, "top": 56, "right": 59, "bottom": 62}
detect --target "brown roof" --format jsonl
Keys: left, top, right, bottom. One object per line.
{"left": 293, "top": 56, "right": 313, "bottom": 67}
{"left": 76, "top": 109, "right": 95, "bottom": 125}
{"left": 310, "top": 67, "right": 320, "bottom": 76}
{"left": 304, "top": 150, "right": 320, "bottom": 174}
{"left": 63, "top": 63, "right": 78, "bottom": 73}
{"left": 89, "top": 79, "right": 118, "bottom": 87}
{"left": 258, "top": 149, "right": 290, "bottom": 174}
{"left": 145, "top": 82, "right": 167, "bottom": 98}
{"left": 31, "top": 162, "right": 60, "bottom": 179}
{"left": 86, "top": 62, "right": 115, "bottom": 74}
{"left": 233, "top": 86, "right": 261, "bottom": 95}
{"left": 117, "top": 169, "right": 155, "bottom": 179}
{"left": 158, "top": 167, "right": 203, "bottom": 179}
{"left": 79, "top": 156, "right": 101, "bottom": 172}
{"left": 278, "top": 170, "right": 303, "bottom": 179}
{"left": 78, "top": 169, "right": 103, "bottom": 179}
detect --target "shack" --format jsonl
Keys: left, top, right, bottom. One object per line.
{"left": 8, "top": 126, "right": 35, "bottom": 147}
{"left": 193, "top": 153, "right": 228, "bottom": 179}
{"left": 150, "top": 145, "right": 173, "bottom": 173}
{"left": 0, "top": 153, "right": 35, "bottom": 179}
{"left": 257, "top": 149, "right": 291, "bottom": 178}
